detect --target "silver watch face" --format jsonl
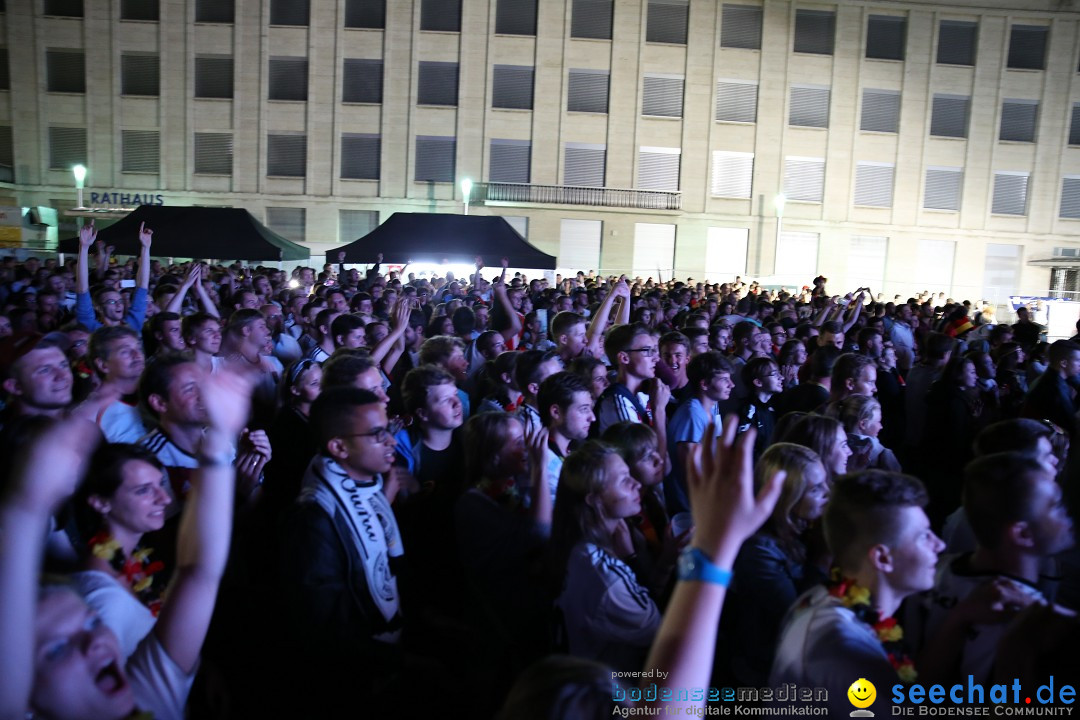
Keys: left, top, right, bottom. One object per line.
{"left": 677, "top": 549, "right": 695, "bottom": 575}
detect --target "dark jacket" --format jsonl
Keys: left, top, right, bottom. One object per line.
{"left": 1022, "top": 371, "right": 1077, "bottom": 437}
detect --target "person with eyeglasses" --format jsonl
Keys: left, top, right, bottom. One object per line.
{"left": 735, "top": 356, "right": 782, "bottom": 461}
{"left": 74, "top": 221, "right": 153, "bottom": 333}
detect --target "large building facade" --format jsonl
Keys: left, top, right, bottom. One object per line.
{"left": 3, "top": 0, "right": 1080, "bottom": 303}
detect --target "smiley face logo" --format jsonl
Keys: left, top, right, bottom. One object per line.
{"left": 847, "top": 678, "right": 876, "bottom": 716}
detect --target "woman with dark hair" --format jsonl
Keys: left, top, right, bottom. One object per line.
{"left": 779, "top": 414, "right": 852, "bottom": 483}
{"left": 264, "top": 358, "right": 322, "bottom": 515}
{"left": 994, "top": 341, "right": 1027, "bottom": 417}
{"left": 777, "top": 339, "right": 807, "bottom": 390}
{"left": 568, "top": 356, "right": 610, "bottom": 401}
{"left": 427, "top": 313, "right": 454, "bottom": 339}
{"left": 476, "top": 351, "right": 522, "bottom": 413}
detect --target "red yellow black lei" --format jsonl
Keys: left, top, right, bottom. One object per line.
{"left": 89, "top": 532, "right": 166, "bottom": 617}
{"left": 827, "top": 571, "right": 918, "bottom": 682}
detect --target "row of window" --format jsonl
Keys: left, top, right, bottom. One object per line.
{"left": 38, "top": 0, "right": 1058, "bottom": 72}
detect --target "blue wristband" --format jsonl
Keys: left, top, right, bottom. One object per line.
{"left": 677, "top": 547, "right": 732, "bottom": 587}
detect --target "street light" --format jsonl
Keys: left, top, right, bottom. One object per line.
{"left": 73, "top": 164, "right": 87, "bottom": 209}
{"left": 461, "top": 178, "right": 473, "bottom": 215}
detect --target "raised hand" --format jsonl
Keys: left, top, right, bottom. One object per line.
{"left": 501, "top": 257, "right": 509, "bottom": 269}
{"left": 376, "top": 252, "right": 383, "bottom": 263}
{"left": 200, "top": 368, "right": 254, "bottom": 439}
{"left": 78, "top": 220, "right": 97, "bottom": 249}
{"left": 138, "top": 221, "right": 153, "bottom": 249}
{"left": 392, "top": 297, "right": 411, "bottom": 330}
{"left": 181, "top": 262, "right": 201, "bottom": 289}
{"left": 475, "top": 255, "right": 484, "bottom": 270}
{"left": 7, "top": 417, "right": 101, "bottom": 515}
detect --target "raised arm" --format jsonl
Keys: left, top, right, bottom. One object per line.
{"left": 370, "top": 298, "right": 412, "bottom": 369}
{"left": 95, "top": 241, "right": 112, "bottom": 281}
{"left": 166, "top": 263, "right": 200, "bottom": 314}
{"left": 491, "top": 262, "right": 523, "bottom": 344}
{"left": 585, "top": 279, "right": 628, "bottom": 357}
{"left": 75, "top": 222, "right": 96, "bottom": 295}
{"left": 136, "top": 222, "right": 152, "bottom": 290}
{"left": 193, "top": 267, "right": 221, "bottom": 319}
{"left": 840, "top": 291, "right": 865, "bottom": 334}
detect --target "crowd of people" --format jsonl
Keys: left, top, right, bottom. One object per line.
{"left": 0, "top": 221, "right": 1078, "bottom": 719}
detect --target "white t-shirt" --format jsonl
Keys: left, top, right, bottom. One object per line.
{"left": 98, "top": 401, "right": 147, "bottom": 444}
{"left": 128, "top": 632, "right": 197, "bottom": 720}
{"left": 72, "top": 570, "right": 156, "bottom": 659}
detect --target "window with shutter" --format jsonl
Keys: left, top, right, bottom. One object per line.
{"left": 571, "top": 0, "right": 613, "bottom": 40}
{"left": 705, "top": 228, "right": 748, "bottom": 280}
{"left": 715, "top": 80, "right": 757, "bottom": 123}
{"left": 502, "top": 216, "right": 528, "bottom": 238}
{"left": 983, "top": 243, "right": 1022, "bottom": 307}
{"left": 496, "top": 0, "right": 536, "bottom": 35}
{"left": 860, "top": 89, "right": 899, "bottom": 133}
{"left": 917, "top": 239, "right": 955, "bottom": 293}
{"left": 637, "top": 147, "right": 680, "bottom": 191}
{"left": 1070, "top": 104, "right": 1080, "bottom": 146}
{"left": 341, "top": 133, "right": 380, "bottom": 179}
{"left": 789, "top": 85, "right": 830, "bottom": 128}
{"left": 564, "top": 143, "right": 605, "bottom": 187}
{"left": 567, "top": 69, "right": 608, "bottom": 113}
{"left": 1061, "top": 177, "right": 1080, "bottom": 219}
{"left": 415, "top": 136, "right": 456, "bottom": 182}
{"left": 266, "top": 207, "right": 306, "bottom": 243}
{"left": 492, "top": 65, "right": 533, "bottom": 110}
{"left": 340, "top": 210, "right": 379, "bottom": 243}
{"left": 270, "top": 0, "right": 308, "bottom": 25}
{"left": 196, "top": 0, "right": 234, "bottom": 23}
{"left": 999, "top": 99, "right": 1037, "bottom": 142}
{"left": 930, "top": 94, "right": 969, "bottom": 138}
{"left": 195, "top": 56, "right": 233, "bottom": 98}
{"left": 853, "top": 162, "right": 895, "bottom": 207}
{"left": 1007, "top": 24, "right": 1047, "bottom": 70}
{"left": 559, "top": 219, "right": 602, "bottom": 275}
{"left": 710, "top": 151, "right": 753, "bottom": 198}
{"left": 720, "top": 4, "right": 762, "bottom": 50}
{"left": 46, "top": 50, "right": 85, "bottom": 93}
{"left": 420, "top": 0, "right": 461, "bottom": 31}
{"left": 633, "top": 223, "right": 676, "bottom": 280}
{"left": 866, "top": 15, "right": 905, "bottom": 60}
{"left": 937, "top": 20, "right": 976, "bottom": 65}
{"left": 490, "top": 139, "right": 531, "bottom": 183}
{"left": 783, "top": 157, "right": 825, "bottom": 203}
{"left": 647, "top": 0, "right": 688, "bottom": 44}
{"left": 775, "top": 232, "right": 819, "bottom": 285}
{"left": 121, "top": 130, "right": 159, "bottom": 173}
{"left": 49, "top": 127, "right": 86, "bottom": 169}
{"left": 43, "top": 0, "right": 81, "bottom": 17}
{"left": 794, "top": 9, "right": 835, "bottom": 55}
{"left": 418, "top": 61, "right": 458, "bottom": 106}
{"left": 642, "top": 74, "right": 683, "bottom": 117}
{"left": 194, "top": 133, "right": 232, "bottom": 175}
{"left": 345, "top": 0, "right": 384, "bottom": 29}
{"left": 121, "top": 0, "right": 158, "bottom": 21}
{"left": 121, "top": 54, "right": 159, "bottom": 96}
{"left": 923, "top": 167, "right": 963, "bottom": 211}
{"left": 991, "top": 172, "right": 1029, "bottom": 216}
{"left": 848, "top": 236, "right": 887, "bottom": 290}
{"left": 268, "top": 58, "right": 308, "bottom": 101}
{"left": 0, "top": 126, "right": 12, "bottom": 182}
{"left": 267, "top": 134, "right": 307, "bottom": 177}
{"left": 0, "top": 50, "right": 9, "bottom": 91}
{"left": 342, "top": 59, "right": 382, "bottom": 103}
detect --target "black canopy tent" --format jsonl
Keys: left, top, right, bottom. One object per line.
{"left": 331, "top": 213, "right": 556, "bottom": 269}
{"left": 57, "top": 205, "right": 311, "bottom": 261}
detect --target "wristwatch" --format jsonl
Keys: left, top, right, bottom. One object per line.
{"left": 677, "top": 547, "right": 732, "bottom": 587}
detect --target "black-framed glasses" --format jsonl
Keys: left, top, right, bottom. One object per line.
{"left": 626, "top": 347, "right": 658, "bottom": 357}
{"left": 336, "top": 417, "right": 404, "bottom": 444}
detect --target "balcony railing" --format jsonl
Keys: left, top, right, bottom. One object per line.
{"left": 478, "top": 182, "right": 681, "bottom": 210}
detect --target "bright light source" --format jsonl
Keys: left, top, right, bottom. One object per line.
{"left": 288, "top": 279, "right": 300, "bottom": 288}
{"left": 774, "top": 192, "right": 787, "bottom": 217}
{"left": 72, "top": 164, "right": 87, "bottom": 187}
{"left": 461, "top": 178, "right": 473, "bottom": 198}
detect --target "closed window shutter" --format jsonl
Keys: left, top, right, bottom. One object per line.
{"left": 711, "top": 151, "right": 753, "bottom": 198}
{"left": 343, "top": 59, "right": 382, "bottom": 103}
{"left": 917, "top": 239, "right": 955, "bottom": 293}
{"left": 48, "top": 127, "right": 86, "bottom": 169}
{"left": 860, "top": 89, "right": 899, "bottom": 133}
{"left": 340, "top": 210, "right": 379, "bottom": 242}
{"left": 194, "top": 132, "right": 233, "bottom": 175}
{"left": 1070, "top": 104, "right": 1080, "bottom": 145}
{"left": 268, "top": 57, "right": 308, "bottom": 101}
{"left": 46, "top": 50, "right": 85, "bottom": 93}
{"left": 983, "top": 243, "right": 1023, "bottom": 306}
{"left": 44, "top": 0, "right": 81, "bottom": 16}
{"left": 784, "top": 157, "right": 825, "bottom": 202}
{"left": 345, "top": 0, "right": 385, "bottom": 29}
{"left": 490, "top": 139, "right": 530, "bottom": 183}
{"left": 848, "top": 236, "right": 887, "bottom": 290}
{"left": 775, "top": 232, "right": 819, "bottom": 285}
{"left": 564, "top": 143, "right": 605, "bottom": 187}
{"left": 571, "top": 0, "right": 612, "bottom": 40}
{"left": 789, "top": 85, "right": 829, "bottom": 128}
{"left": 121, "top": 54, "right": 159, "bottom": 96}
{"left": 418, "top": 61, "right": 458, "bottom": 106}
{"left": 421, "top": 0, "right": 461, "bottom": 31}
{"left": 938, "top": 20, "right": 976, "bottom": 65}
{"left": 267, "top": 134, "right": 307, "bottom": 177}
{"left": 559, "top": 219, "right": 602, "bottom": 274}
{"left": 492, "top": 65, "right": 533, "bottom": 109}
{"left": 266, "top": 207, "right": 306, "bottom": 243}
{"left": 415, "top": 135, "right": 456, "bottom": 182}
{"left": 705, "top": 227, "right": 748, "bottom": 279}
{"left": 794, "top": 10, "right": 834, "bottom": 55}
{"left": 999, "top": 99, "right": 1037, "bottom": 142}
{"left": 121, "top": 130, "right": 159, "bottom": 173}
{"left": 1007, "top": 24, "right": 1047, "bottom": 70}
{"left": 341, "top": 133, "right": 380, "bottom": 179}
{"left": 270, "top": 0, "right": 307, "bottom": 25}
{"left": 853, "top": 162, "right": 895, "bottom": 207}
{"left": 637, "top": 147, "right": 680, "bottom": 191}
{"left": 647, "top": 0, "right": 688, "bottom": 44}
{"left": 715, "top": 80, "right": 757, "bottom": 123}
{"left": 1060, "top": 177, "right": 1080, "bottom": 219}
{"left": 720, "top": 4, "right": 762, "bottom": 50}
{"left": 866, "top": 15, "right": 905, "bottom": 60}
{"left": 121, "top": 0, "right": 158, "bottom": 21}
{"left": 931, "top": 94, "right": 969, "bottom": 138}
{"left": 923, "top": 166, "right": 963, "bottom": 210}
{"left": 568, "top": 69, "right": 608, "bottom": 113}
{"left": 642, "top": 74, "right": 683, "bottom": 117}
{"left": 496, "top": 0, "right": 536, "bottom": 35}
{"left": 0, "top": 126, "right": 12, "bottom": 181}
{"left": 0, "top": 49, "right": 9, "bottom": 91}
{"left": 196, "top": 0, "right": 234, "bottom": 23}
{"left": 195, "top": 56, "right": 233, "bottom": 98}
{"left": 502, "top": 216, "right": 528, "bottom": 238}
{"left": 992, "top": 172, "right": 1029, "bottom": 215}
{"left": 633, "top": 223, "right": 676, "bottom": 279}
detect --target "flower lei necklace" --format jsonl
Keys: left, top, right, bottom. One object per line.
{"left": 827, "top": 570, "right": 917, "bottom": 683}
{"left": 476, "top": 476, "right": 522, "bottom": 511}
{"left": 89, "top": 532, "right": 166, "bottom": 617}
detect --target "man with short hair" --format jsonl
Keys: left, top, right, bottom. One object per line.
{"left": 306, "top": 308, "right": 341, "bottom": 362}
{"left": 1022, "top": 339, "right": 1080, "bottom": 436}
{"left": 0, "top": 332, "right": 73, "bottom": 428}
{"left": 263, "top": 302, "right": 302, "bottom": 364}
{"left": 594, "top": 323, "right": 669, "bottom": 458}
{"left": 537, "top": 371, "right": 595, "bottom": 500}
{"left": 513, "top": 348, "right": 565, "bottom": 435}
{"left": 889, "top": 304, "right": 916, "bottom": 373}
{"left": 398, "top": 364, "right": 464, "bottom": 494}
{"left": 147, "top": 311, "right": 186, "bottom": 355}
{"left": 82, "top": 325, "right": 147, "bottom": 442}
{"left": 659, "top": 331, "right": 690, "bottom": 397}
{"left": 736, "top": 356, "right": 781, "bottom": 459}
{"left": 331, "top": 313, "right": 366, "bottom": 351}
{"left": 181, "top": 312, "right": 222, "bottom": 373}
